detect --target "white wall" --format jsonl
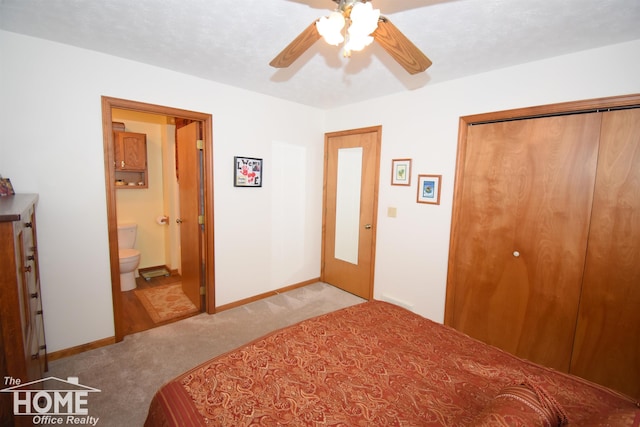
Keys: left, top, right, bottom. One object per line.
{"left": 326, "top": 39, "right": 640, "bottom": 323}
{"left": 1, "top": 28, "right": 639, "bottom": 354}
{"left": 0, "top": 30, "right": 325, "bottom": 353}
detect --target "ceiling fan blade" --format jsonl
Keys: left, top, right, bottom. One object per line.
{"left": 373, "top": 17, "right": 432, "bottom": 74}
{"left": 270, "top": 21, "right": 322, "bottom": 68}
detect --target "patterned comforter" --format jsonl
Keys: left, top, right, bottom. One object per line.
{"left": 145, "top": 301, "right": 639, "bottom": 426}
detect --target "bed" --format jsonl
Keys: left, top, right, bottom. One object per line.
{"left": 145, "top": 301, "right": 639, "bottom": 426}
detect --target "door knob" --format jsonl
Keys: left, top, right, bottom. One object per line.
{"left": 176, "top": 218, "right": 183, "bottom": 224}
{"left": 364, "top": 224, "right": 372, "bottom": 229}
{"left": 513, "top": 251, "right": 520, "bottom": 257}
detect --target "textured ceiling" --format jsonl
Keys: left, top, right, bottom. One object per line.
{"left": 1, "top": 0, "right": 639, "bottom": 109}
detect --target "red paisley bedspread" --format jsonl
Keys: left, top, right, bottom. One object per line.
{"left": 145, "top": 301, "right": 639, "bottom": 426}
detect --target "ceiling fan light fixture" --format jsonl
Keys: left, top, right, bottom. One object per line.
{"left": 343, "top": 2, "right": 379, "bottom": 53}
{"left": 349, "top": 2, "right": 380, "bottom": 35}
{"left": 270, "top": 0, "right": 431, "bottom": 74}
{"left": 343, "top": 33, "right": 373, "bottom": 54}
{"left": 316, "top": 11, "right": 346, "bottom": 46}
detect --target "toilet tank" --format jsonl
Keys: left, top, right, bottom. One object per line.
{"left": 117, "top": 223, "right": 137, "bottom": 249}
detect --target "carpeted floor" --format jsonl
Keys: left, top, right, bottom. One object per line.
{"left": 47, "top": 282, "right": 365, "bottom": 427}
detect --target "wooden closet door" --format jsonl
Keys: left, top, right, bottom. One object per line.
{"left": 448, "top": 113, "right": 601, "bottom": 371}
{"left": 570, "top": 108, "right": 640, "bottom": 398}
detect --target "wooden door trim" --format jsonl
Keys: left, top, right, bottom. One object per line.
{"left": 320, "top": 125, "right": 382, "bottom": 300}
{"left": 461, "top": 93, "right": 640, "bottom": 124}
{"left": 101, "top": 96, "right": 216, "bottom": 343}
{"left": 444, "top": 93, "right": 640, "bottom": 326}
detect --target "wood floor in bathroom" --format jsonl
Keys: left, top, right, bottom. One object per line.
{"left": 120, "top": 271, "right": 200, "bottom": 336}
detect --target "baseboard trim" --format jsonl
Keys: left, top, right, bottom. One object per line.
{"left": 215, "top": 277, "right": 322, "bottom": 313}
{"left": 48, "top": 277, "right": 322, "bottom": 361}
{"left": 47, "top": 336, "right": 116, "bottom": 362}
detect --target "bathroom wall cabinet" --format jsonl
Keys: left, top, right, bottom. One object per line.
{"left": 114, "top": 131, "right": 148, "bottom": 188}
{"left": 0, "top": 194, "right": 48, "bottom": 425}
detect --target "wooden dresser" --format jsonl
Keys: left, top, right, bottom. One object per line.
{"left": 0, "top": 194, "right": 47, "bottom": 425}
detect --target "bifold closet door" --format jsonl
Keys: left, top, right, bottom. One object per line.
{"left": 570, "top": 108, "right": 640, "bottom": 399}
{"left": 448, "top": 113, "right": 601, "bottom": 372}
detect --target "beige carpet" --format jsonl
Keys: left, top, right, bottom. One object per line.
{"left": 135, "top": 283, "right": 198, "bottom": 323}
{"left": 47, "top": 282, "right": 365, "bottom": 427}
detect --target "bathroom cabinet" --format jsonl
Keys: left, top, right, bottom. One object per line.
{"left": 114, "top": 131, "right": 148, "bottom": 188}
{"left": 0, "top": 194, "right": 48, "bottom": 425}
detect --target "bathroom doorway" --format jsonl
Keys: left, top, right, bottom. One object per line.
{"left": 101, "top": 97, "right": 215, "bottom": 342}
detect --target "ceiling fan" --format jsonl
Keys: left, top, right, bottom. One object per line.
{"left": 270, "top": 0, "right": 432, "bottom": 75}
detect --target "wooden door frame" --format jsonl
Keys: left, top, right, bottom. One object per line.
{"left": 320, "top": 125, "right": 382, "bottom": 300}
{"left": 444, "top": 93, "right": 640, "bottom": 326}
{"left": 101, "top": 96, "right": 216, "bottom": 343}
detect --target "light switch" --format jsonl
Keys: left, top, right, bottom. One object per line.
{"left": 387, "top": 207, "right": 397, "bottom": 218}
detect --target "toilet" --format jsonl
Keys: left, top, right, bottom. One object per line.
{"left": 117, "top": 223, "right": 141, "bottom": 292}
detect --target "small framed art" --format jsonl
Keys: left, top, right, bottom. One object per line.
{"left": 234, "top": 156, "right": 263, "bottom": 187}
{"left": 391, "top": 158, "right": 411, "bottom": 186}
{"left": 0, "top": 178, "right": 15, "bottom": 196}
{"left": 417, "top": 174, "right": 441, "bottom": 205}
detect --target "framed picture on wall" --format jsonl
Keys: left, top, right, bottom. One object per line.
{"left": 0, "top": 178, "right": 15, "bottom": 196}
{"left": 391, "top": 158, "right": 412, "bottom": 186}
{"left": 234, "top": 156, "right": 263, "bottom": 187}
{"left": 416, "top": 174, "right": 441, "bottom": 205}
